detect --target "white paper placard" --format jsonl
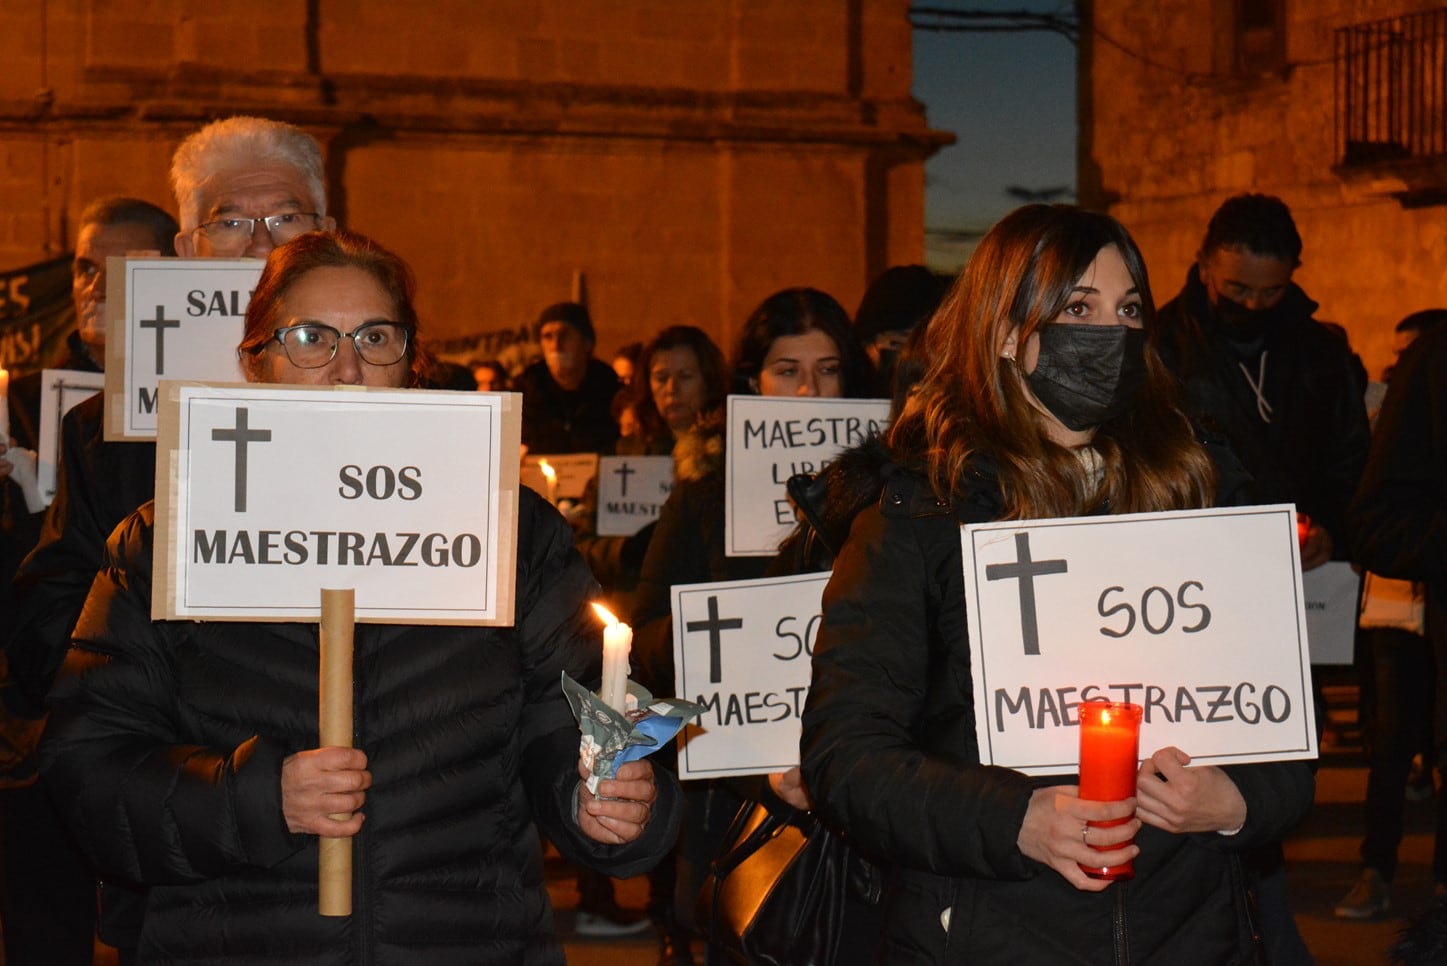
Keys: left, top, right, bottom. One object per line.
{"left": 154, "top": 383, "right": 520, "bottom": 624}
{"left": 724, "top": 395, "right": 890, "bottom": 557}
{"left": 596, "top": 455, "right": 673, "bottom": 536}
{"left": 671, "top": 572, "right": 828, "bottom": 779}
{"left": 962, "top": 504, "right": 1317, "bottom": 776}
{"left": 520, "top": 452, "right": 598, "bottom": 504}
{"left": 1303, "top": 561, "right": 1361, "bottom": 665}
{"left": 36, "top": 368, "right": 106, "bottom": 506}
{"left": 105, "top": 257, "right": 263, "bottom": 441}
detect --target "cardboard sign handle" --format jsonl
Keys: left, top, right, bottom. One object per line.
{"left": 318, "top": 588, "right": 355, "bottom": 917}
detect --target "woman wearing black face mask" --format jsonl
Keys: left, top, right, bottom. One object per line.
{"left": 798, "top": 205, "right": 1314, "bottom": 965}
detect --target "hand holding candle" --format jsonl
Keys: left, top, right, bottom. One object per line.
{"left": 1077, "top": 700, "right": 1143, "bottom": 881}
{"left": 591, "top": 603, "right": 632, "bottom": 714}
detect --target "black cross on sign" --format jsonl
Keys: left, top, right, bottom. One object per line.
{"left": 140, "top": 304, "right": 180, "bottom": 374}
{"left": 985, "top": 531, "right": 1068, "bottom": 656}
{"left": 211, "top": 407, "right": 272, "bottom": 513}
{"left": 613, "top": 460, "right": 636, "bottom": 497}
{"left": 685, "top": 594, "right": 744, "bottom": 684}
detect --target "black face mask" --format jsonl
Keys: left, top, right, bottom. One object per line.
{"left": 1025, "top": 325, "right": 1146, "bottom": 432}
{"left": 1213, "top": 295, "right": 1280, "bottom": 346}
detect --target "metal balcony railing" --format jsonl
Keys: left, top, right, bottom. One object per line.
{"left": 1336, "top": 7, "right": 1447, "bottom": 168}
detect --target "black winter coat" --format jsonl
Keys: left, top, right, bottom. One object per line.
{"left": 1156, "top": 267, "right": 1369, "bottom": 555}
{"left": 9, "top": 390, "right": 156, "bottom": 712}
{"left": 801, "top": 461, "right": 1314, "bottom": 965}
{"left": 39, "top": 487, "right": 680, "bottom": 965}
{"left": 515, "top": 358, "right": 621, "bottom": 456}
{"left": 1349, "top": 324, "right": 1447, "bottom": 740}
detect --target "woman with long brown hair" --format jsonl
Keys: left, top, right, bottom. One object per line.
{"left": 800, "top": 205, "right": 1313, "bottom": 964}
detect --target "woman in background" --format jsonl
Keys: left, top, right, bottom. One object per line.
{"left": 631, "top": 287, "right": 872, "bottom": 965}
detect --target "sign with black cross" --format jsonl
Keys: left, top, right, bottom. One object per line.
{"left": 36, "top": 367, "right": 105, "bottom": 506}
{"left": 724, "top": 395, "right": 891, "bottom": 557}
{"left": 670, "top": 571, "right": 829, "bottom": 779}
{"left": 595, "top": 454, "right": 672, "bottom": 536}
{"left": 104, "top": 257, "right": 264, "bottom": 441}
{"left": 152, "top": 382, "right": 522, "bottom": 624}
{"left": 961, "top": 504, "right": 1319, "bottom": 776}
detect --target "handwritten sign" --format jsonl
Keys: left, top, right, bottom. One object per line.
{"left": 671, "top": 572, "right": 828, "bottom": 779}
{"left": 1302, "top": 561, "right": 1361, "bottom": 665}
{"left": 596, "top": 455, "right": 672, "bottom": 536}
{"left": 153, "top": 383, "right": 521, "bottom": 624}
{"left": 105, "top": 258, "right": 263, "bottom": 441}
{"left": 961, "top": 504, "right": 1317, "bottom": 776}
{"left": 520, "top": 452, "right": 598, "bottom": 504}
{"left": 724, "top": 396, "right": 890, "bottom": 557}
{"left": 36, "top": 368, "right": 106, "bottom": 505}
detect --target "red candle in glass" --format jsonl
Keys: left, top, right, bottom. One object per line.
{"left": 1077, "top": 700, "right": 1143, "bottom": 880}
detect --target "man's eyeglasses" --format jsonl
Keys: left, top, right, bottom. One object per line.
{"left": 195, "top": 212, "right": 322, "bottom": 252}
{"left": 271, "top": 321, "right": 413, "bottom": 369}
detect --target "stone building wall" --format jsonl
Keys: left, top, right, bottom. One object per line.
{"left": 1083, "top": 0, "right": 1447, "bottom": 378}
{"left": 0, "top": 0, "right": 946, "bottom": 366}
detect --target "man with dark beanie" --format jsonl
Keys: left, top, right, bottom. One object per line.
{"left": 516, "top": 301, "right": 621, "bottom": 455}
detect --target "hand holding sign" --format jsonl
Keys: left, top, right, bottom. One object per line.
{"left": 281, "top": 746, "right": 370, "bottom": 836}
{"left": 1133, "top": 747, "right": 1247, "bottom": 836}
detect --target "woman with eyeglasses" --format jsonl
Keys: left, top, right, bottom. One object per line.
{"left": 39, "top": 230, "right": 680, "bottom": 966}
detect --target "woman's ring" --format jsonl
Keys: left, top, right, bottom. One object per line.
{"left": 1081, "top": 824, "right": 1090, "bottom": 846}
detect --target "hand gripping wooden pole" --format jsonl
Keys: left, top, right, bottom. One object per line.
{"left": 318, "top": 588, "right": 355, "bottom": 917}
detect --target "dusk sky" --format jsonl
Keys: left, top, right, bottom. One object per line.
{"left": 911, "top": 1, "right": 1079, "bottom": 270}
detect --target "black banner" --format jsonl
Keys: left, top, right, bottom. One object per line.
{"left": 0, "top": 254, "right": 76, "bottom": 375}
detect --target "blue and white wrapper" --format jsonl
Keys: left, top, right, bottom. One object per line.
{"left": 562, "top": 672, "right": 704, "bottom": 794}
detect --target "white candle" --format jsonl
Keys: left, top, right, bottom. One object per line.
{"left": 538, "top": 459, "right": 558, "bottom": 507}
{"left": 0, "top": 368, "right": 9, "bottom": 441}
{"left": 592, "top": 603, "right": 632, "bottom": 713}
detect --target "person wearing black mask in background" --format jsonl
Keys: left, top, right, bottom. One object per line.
{"left": 1156, "top": 192, "right": 1370, "bottom": 966}
{"left": 1157, "top": 193, "right": 1369, "bottom": 572}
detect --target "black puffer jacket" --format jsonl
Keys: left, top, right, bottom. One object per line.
{"left": 40, "top": 487, "right": 680, "bottom": 966}
{"left": 801, "top": 458, "right": 1313, "bottom": 965}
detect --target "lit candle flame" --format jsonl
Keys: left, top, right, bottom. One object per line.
{"left": 538, "top": 459, "right": 556, "bottom": 483}
{"left": 591, "top": 602, "right": 618, "bottom": 626}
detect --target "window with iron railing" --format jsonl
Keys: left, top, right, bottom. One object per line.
{"left": 1336, "top": 8, "right": 1447, "bottom": 168}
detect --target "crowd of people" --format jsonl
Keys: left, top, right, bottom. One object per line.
{"left": 0, "top": 113, "right": 1440, "bottom": 966}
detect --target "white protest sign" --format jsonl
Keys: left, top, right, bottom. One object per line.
{"left": 1303, "top": 561, "right": 1361, "bottom": 665}
{"left": 596, "top": 455, "right": 672, "bottom": 536}
{"left": 725, "top": 396, "right": 890, "bottom": 557}
{"left": 154, "top": 383, "right": 521, "bottom": 624}
{"left": 105, "top": 258, "right": 263, "bottom": 441}
{"left": 520, "top": 453, "right": 598, "bottom": 505}
{"left": 962, "top": 504, "right": 1317, "bottom": 776}
{"left": 671, "top": 572, "right": 828, "bottom": 779}
{"left": 36, "top": 368, "right": 106, "bottom": 506}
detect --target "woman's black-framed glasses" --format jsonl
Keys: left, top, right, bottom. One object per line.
{"left": 271, "top": 321, "right": 413, "bottom": 369}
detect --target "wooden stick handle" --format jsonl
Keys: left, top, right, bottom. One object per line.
{"left": 318, "top": 588, "right": 355, "bottom": 917}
